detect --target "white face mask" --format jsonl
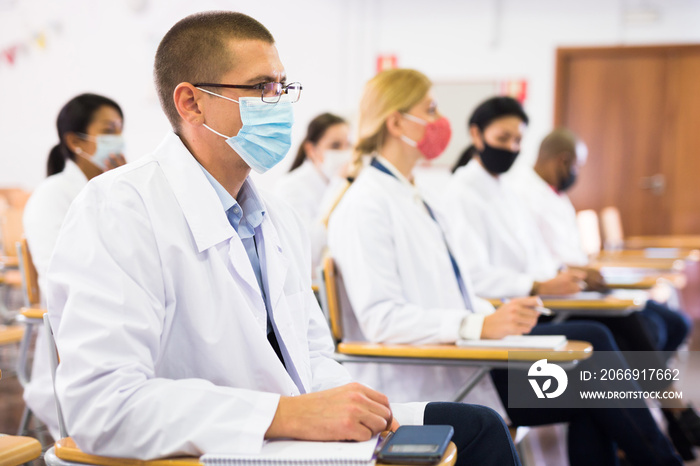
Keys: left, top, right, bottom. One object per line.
{"left": 319, "top": 149, "right": 352, "bottom": 180}
{"left": 76, "top": 134, "right": 125, "bottom": 170}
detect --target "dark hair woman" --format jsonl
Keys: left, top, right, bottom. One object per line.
{"left": 21, "top": 93, "right": 126, "bottom": 440}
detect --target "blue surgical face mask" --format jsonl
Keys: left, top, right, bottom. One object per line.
{"left": 77, "top": 134, "right": 125, "bottom": 170}
{"left": 197, "top": 87, "right": 294, "bottom": 174}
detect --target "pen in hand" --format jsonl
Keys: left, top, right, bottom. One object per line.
{"left": 500, "top": 298, "right": 553, "bottom": 316}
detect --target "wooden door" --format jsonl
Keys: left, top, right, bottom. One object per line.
{"left": 554, "top": 45, "right": 700, "bottom": 236}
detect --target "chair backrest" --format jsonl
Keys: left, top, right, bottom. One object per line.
{"left": 43, "top": 314, "right": 68, "bottom": 439}
{"left": 576, "top": 209, "right": 602, "bottom": 257}
{"left": 600, "top": 206, "right": 624, "bottom": 251}
{"left": 0, "top": 206, "right": 23, "bottom": 258}
{"left": 16, "top": 237, "right": 40, "bottom": 307}
{"left": 321, "top": 256, "right": 344, "bottom": 342}
{"left": 0, "top": 188, "right": 31, "bottom": 210}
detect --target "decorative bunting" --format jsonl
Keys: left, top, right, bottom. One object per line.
{"left": 0, "top": 21, "right": 62, "bottom": 70}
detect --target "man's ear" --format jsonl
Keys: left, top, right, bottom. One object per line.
{"left": 385, "top": 111, "right": 404, "bottom": 138}
{"left": 469, "top": 124, "right": 484, "bottom": 151}
{"left": 174, "top": 83, "right": 204, "bottom": 128}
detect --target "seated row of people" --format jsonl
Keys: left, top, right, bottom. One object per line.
{"left": 17, "top": 10, "right": 696, "bottom": 466}
{"left": 22, "top": 11, "right": 521, "bottom": 466}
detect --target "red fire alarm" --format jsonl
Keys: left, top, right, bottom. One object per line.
{"left": 500, "top": 79, "right": 528, "bottom": 103}
{"left": 376, "top": 54, "right": 398, "bottom": 73}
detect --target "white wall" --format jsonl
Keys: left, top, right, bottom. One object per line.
{"left": 2, "top": 0, "right": 700, "bottom": 191}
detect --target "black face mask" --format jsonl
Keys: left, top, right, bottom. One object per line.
{"left": 558, "top": 169, "right": 577, "bottom": 192}
{"left": 479, "top": 141, "right": 519, "bottom": 174}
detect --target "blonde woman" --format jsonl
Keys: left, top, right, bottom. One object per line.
{"left": 327, "top": 69, "right": 682, "bottom": 466}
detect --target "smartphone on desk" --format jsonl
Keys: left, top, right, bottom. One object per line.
{"left": 377, "top": 425, "right": 454, "bottom": 465}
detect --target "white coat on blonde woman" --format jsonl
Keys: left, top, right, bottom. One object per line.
{"left": 47, "top": 133, "right": 425, "bottom": 459}
{"left": 327, "top": 156, "right": 505, "bottom": 418}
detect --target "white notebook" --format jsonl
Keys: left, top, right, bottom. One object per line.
{"left": 201, "top": 437, "right": 378, "bottom": 466}
{"left": 457, "top": 335, "right": 567, "bottom": 349}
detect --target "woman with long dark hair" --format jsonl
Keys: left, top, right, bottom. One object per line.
{"left": 22, "top": 93, "right": 125, "bottom": 439}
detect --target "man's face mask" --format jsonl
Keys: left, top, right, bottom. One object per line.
{"left": 478, "top": 139, "right": 519, "bottom": 175}
{"left": 197, "top": 87, "right": 294, "bottom": 174}
{"left": 558, "top": 160, "right": 578, "bottom": 192}
{"left": 400, "top": 113, "right": 452, "bottom": 160}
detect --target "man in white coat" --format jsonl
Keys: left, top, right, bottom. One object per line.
{"left": 46, "top": 11, "right": 519, "bottom": 464}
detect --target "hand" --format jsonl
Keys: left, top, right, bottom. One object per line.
{"left": 481, "top": 297, "right": 541, "bottom": 339}
{"left": 266, "top": 383, "right": 393, "bottom": 441}
{"left": 582, "top": 267, "right": 609, "bottom": 292}
{"left": 535, "top": 270, "right": 587, "bottom": 296}
{"left": 104, "top": 153, "right": 127, "bottom": 171}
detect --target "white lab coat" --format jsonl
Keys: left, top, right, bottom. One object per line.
{"left": 21, "top": 158, "right": 88, "bottom": 438}
{"left": 47, "top": 132, "right": 384, "bottom": 459}
{"left": 276, "top": 160, "right": 347, "bottom": 274}
{"left": 509, "top": 167, "right": 589, "bottom": 266}
{"left": 444, "top": 161, "right": 560, "bottom": 298}
{"left": 327, "top": 158, "right": 505, "bottom": 418}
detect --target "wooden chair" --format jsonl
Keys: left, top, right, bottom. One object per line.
{"left": 318, "top": 256, "right": 593, "bottom": 402}
{"left": 0, "top": 369, "right": 42, "bottom": 466}
{"left": 15, "top": 237, "right": 48, "bottom": 437}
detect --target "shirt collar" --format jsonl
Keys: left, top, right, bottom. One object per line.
{"left": 197, "top": 162, "right": 266, "bottom": 238}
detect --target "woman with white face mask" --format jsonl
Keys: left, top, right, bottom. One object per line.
{"left": 277, "top": 113, "right": 352, "bottom": 273}
{"left": 22, "top": 93, "right": 126, "bottom": 439}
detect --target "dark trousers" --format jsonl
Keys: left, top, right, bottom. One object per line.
{"left": 639, "top": 300, "right": 692, "bottom": 353}
{"left": 492, "top": 321, "right": 682, "bottom": 466}
{"left": 569, "top": 301, "right": 691, "bottom": 391}
{"left": 424, "top": 402, "right": 520, "bottom": 466}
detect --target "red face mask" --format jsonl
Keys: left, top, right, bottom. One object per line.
{"left": 400, "top": 113, "right": 452, "bottom": 160}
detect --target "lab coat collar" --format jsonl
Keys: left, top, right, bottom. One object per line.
{"left": 373, "top": 154, "right": 414, "bottom": 187}
{"left": 155, "top": 132, "right": 239, "bottom": 253}
{"left": 455, "top": 160, "right": 503, "bottom": 198}
{"left": 62, "top": 158, "right": 89, "bottom": 185}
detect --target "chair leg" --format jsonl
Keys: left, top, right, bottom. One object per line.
{"left": 17, "top": 405, "right": 32, "bottom": 436}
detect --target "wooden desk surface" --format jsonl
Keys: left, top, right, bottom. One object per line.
{"left": 338, "top": 340, "right": 592, "bottom": 363}
{"left": 486, "top": 292, "right": 646, "bottom": 312}
{"left": 598, "top": 249, "right": 700, "bottom": 261}
{"left": 591, "top": 256, "right": 687, "bottom": 271}
{"left": 0, "top": 269, "right": 21, "bottom": 287}
{"left": 602, "top": 271, "right": 686, "bottom": 290}
{"left": 0, "top": 325, "right": 24, "bottom": 346}
{"left": 0, "top": 434, "right": 42, "bottom": 466}
{"left": 540, "top": 292, "right": 646, "bottom": 311}
{"left": 55, "top": 437, "right": 457, "bottom": 466}
{"left": 19, "top": 306, "right": 47, "bottom": 320}
{"left": 0, "top": 255, "right": 18, "bottom": 269}
{"left": 625, "top": 235, "right": 700, "bottom": 250}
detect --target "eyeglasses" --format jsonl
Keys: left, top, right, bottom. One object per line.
{"left": 193, "top": 82, "right": 302, "bottom": 104}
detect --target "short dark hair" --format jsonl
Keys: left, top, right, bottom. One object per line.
{"left": 468, "top": 96, "right": 529, "bottom": 131}
{"left": 153, "top": 11, "right": 275, "bottom": 130}
{"left": 48, "top": 93, "right": 123, "bottom": 177}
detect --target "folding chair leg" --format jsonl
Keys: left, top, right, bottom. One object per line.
{"left": 451, "top": 366, "right": 490, "bottom": 402}
{"left": 17, "top": 405, "right": 31, "bottom": 436}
